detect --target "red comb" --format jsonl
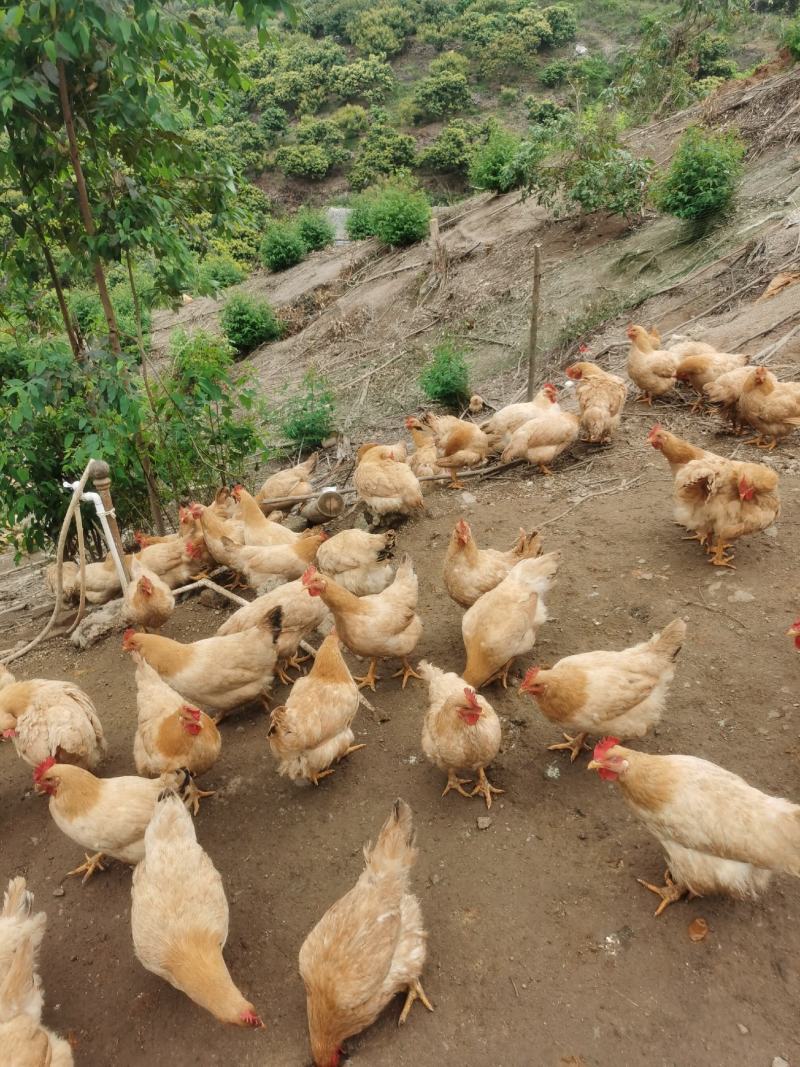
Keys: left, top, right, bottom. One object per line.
{"left": 33, "top": 756, "right": 56, "bottom": 782}
{"left": 181, "top": 705, "right": 202, "bottom": 721}
{"left": 647, "top": 424, "right": 662, "bottom": 439}
{"left": 185, "top": 539, "right": 203, "bottom": 560}
{"left": 463, "top": 687, "right": 480, "bottom": 709}
{"left": 122, "top": 628, "right": 137, "bottom": 651}
{"left": 578, "top": 343, "right": 589, "bottom": 353}
{"left": 139, "top": 575, "right": 153, "bottom": 595}
{"left": 593, "top": 737, "right": 620, "bottom": 760}
{"left": 301, "top": 566, "right": 317, "bottom": 585}
{"left": 134, "top": 531, "right": 146, "bottom": 546}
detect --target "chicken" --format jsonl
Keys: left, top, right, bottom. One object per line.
{"left": 0, "top": 878, "right": 46, "bottom": 1024}
{"left": 0, "top": 679, "right": 106, "bottom": 770}
{"left": 256, "top": 452, "right": 317, "bottom": 507}
{"left": 566, "top": 362, "right": 627, "bottom": 443}
{"left": 130, "top": 651, "right": 221, "bottom": 813}
{"left": 46, "top": 552, "right": 125, "bottom": 605}
{"left": 626, "top": 324, "right": 679, "bottom": 404}
{"left": 316, "top": 529, "right": 396, "bottom": 596}
{"left": 131, "top": 793, "right": 263, "bottom": 1028}
{"left": 519, "top": 619, "right": 686, "bottom": 762}
{"left": 421, "top": 412, "right": 491, "bottom": 489}
{"left": 647, "top": 423, "right": 710, "bottom": 478}
{"left": 479, "top": 385, "right": 558, "bottom": 453}
{"left": 123, "top": 555, "right": 175, "bottom": 630}
{"left": 301, "top": 556, "right": 422, "bottom": 691}
{"left": 0, "top": 878, "right": 73, "bottom": 1066}
{"left": 738, "top": 366, "right": 800, "bottom": 448}
{"left": 232, "top": 484, "right": 301, "bottom": 546}
{"left": 268, "top": 631, "right": 362, "bottom": 785}
{"left": 299, "top": 799, "right": 432, "bottom": 1066}
{"left": 673, "top": 456, "right": 780, "bottom": 568}
{"left": 33, "top": 758, "right": 191, "bottom": 882}
{"left": 443, "top": 519, "right": 541, "bottom": 608}
{"left": 462, "top": 551, "right": 560, "bottom": 690}
{"left": 588, "top": 738, "right": 800, "bottom": 915}
{"left": 217, "top": 578, "right": 330, "bottom": 682}
{"left": 133, "top": 505, "right": 197, "bottom": 549}
{"left": 703, "top": 365, "right": 753, "bottom": 432}
{"left": 137, "top": 533, "right": 210, "bottom": 588}
{"left": 202, "top": 506, "right": 326, "bottom": 591}
{"left": 404, "top": 417, "right": 444, "bottom": 479}
{"left": 122, "top": 606, "right": 283, "bottom": 717}
{"left": 500, "top": 409, "right": 579, "bottom": 475}
{"left": 418, "top": 662, "right": 502, "bottom": 808}
{"left": 0, "top": 664, "right": 14, "bottom": 691}
{"left": 354, "top": 445, "right": 424, "bottom": 521}
{"left": 675, "top": 351, "right": 748, "bottom": 411}
{"left": 663, "top": 336, "right": 717, "bottom": 360}
{"left": 0, "top": 1013, "right": 74, "bottom": 1067}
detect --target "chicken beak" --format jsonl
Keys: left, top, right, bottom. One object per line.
{"left": 586, "top": 760, "right": 600, "bottom": 771}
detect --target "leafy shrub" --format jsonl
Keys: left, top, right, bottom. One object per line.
{"left": 525, "top": 96, "right": 566, "bottom": 126}
{"left": 653, "top": 126, "right": 745, "bottom": 220}
{"left": 694, "top": 33, "right": 737, "bottom": 78}
{"left": 419, "top": 337, "right": 470, "bottom": 407}
{"left": 346, "top": 192, "right": 379, "bottom": 239}
{"left": 274, "top": 144, "right": 333, "bottom": 179}
{"left": 221, "top": 293, "right": 283, "bottom": 355}
{"left": 331, "top": 103, "right": 369, "bottom": 136}
{"left": 417, "top": 121, "right": 474, "bottom": 173}
{"left": 412, "top": 70, "right": 473, "bottom": 121}
{"left": 417, "top": 22, "right": 450, "bottom": 50}
{"left": 295, "top": 209, "right": 336, "bottom": 251}
{"left": 348, "top": 8, "right": 408, "bottom": 56}
{"left": 369, "top": 184, "right": 432, "bottom": 246}
{"left": 499, "top": 86, "right": 519, "bottom": 105}
{"left": 540, "top": 58, "right": 571, "bottom": 86}
{"left": 195, "top": 254, "right": 247, "bottom": 295}
{"left": 542, "top": 5, "right": 578, "bottom": 45}
{"left": 429, "top": 50, "right": 470, "bottom": 77}
{"left": 279, "top": 370, "right": 336, "bottom": 448}
{"left": 330, "top": 56, "right": 396, "bottom": 103}
{"left": 259, "top": 104, "right": 289, "bottom": 140}
{"left": 296, "top": 116, "right": 346, "bottom": 153}
{"left": 468, "top": 127, "right": 521, "bottom": 192}
{"left": 573, "top": 54, "right": 615, "bottom": 96}
{"left": 783, "top": 15, "right": 800, "bottom": 59}
{"left": 260, "top": 222, "right": 307, "bottom": 271}
{"left": 567, "top": 151, "right": 653, "bottom": 217}
{"left": 348, "top": 121, "right": 417, "bottom": 189}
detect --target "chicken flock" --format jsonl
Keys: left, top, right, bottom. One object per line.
{"left": 2, "top": 324, "right": 800, "bottom": 1065}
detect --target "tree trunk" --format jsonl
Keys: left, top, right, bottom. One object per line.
{"left": 57, "top": 59, "right": 121, "bottom": 357}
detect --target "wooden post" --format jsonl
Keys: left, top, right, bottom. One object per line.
{"left": 88, "top": 460, "right": 130, "bottom": 582}
{"left": 526, "top": 243, "right": 542, "bottom": 402}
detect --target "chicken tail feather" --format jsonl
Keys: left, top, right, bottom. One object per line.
{"left": 364, "top": 798, "right": 417, "bottom": 880}
{"left": 651, "top": 618, "right": 687, "bottom": 661}
{"left": 2, "top": 876, "right": 33, "bottom": 920}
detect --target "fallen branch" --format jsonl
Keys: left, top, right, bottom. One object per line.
{"left": 538, "top": 474, "right": 645, "bottom": 529}
{"left": 756, "top": 322, "right": 800, "bottom": 364}
{"left": 686, "top": 587, "right": 750, "bottom": 631}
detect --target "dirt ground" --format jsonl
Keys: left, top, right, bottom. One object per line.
{"left": 3, "top": 392, "right": 800, "bottom": 1067}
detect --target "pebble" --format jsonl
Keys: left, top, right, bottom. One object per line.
{"left": 544, "top": 763, "right": 561, "bottom": 780}
{"left": 728, "top": 590, "right": 755, "bottom": 603}
{"left": 477, "top": 816, "right": 492, "bottom": 830}
{"left": 737, "top": 1024, "right": 749, "bottom": 1035}
{"left": 460, "top": 492, "right": 477, "bottom": 507}
{"left": 772, "top": 1058, "right": 789, "bottom": 1067}
{"left": 52, "top": 887, "right": 65, "bottom": 898}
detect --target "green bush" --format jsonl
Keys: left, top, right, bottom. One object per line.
{"left": 330, "top": 56, "right": 396, "bottom": 103}
{"left": 259, "top": 104, "right": 289, "bottom": 140}
{"left": 419, "top": 337, "right": 470, "bottom": 407}
{"left": 653, "top": 125, "right": 745, "bottom": 221}
{"left": 542, "top": 5, "right": 578, "bottom": 45}
{"left": 525, "top": 97, "right": 566, "bottom": 126}
{"left": 694, "top": 33, "right": 737, "bottom": 78}
{"left": 468, "top": 127, "right": 521, "bottom": 192}
{"left": 260, "top": 222, "right": 307, "bottom": 271}
{"left": 348, "top": 9, "right": 407, "bottom": 56}
{"left": 274, "top": 144, "right": 333, "bottom": 179}
{"left": 331, "top": 104, "right": 369, "bottom": 136}
{"left": 429, "top": 50, "right": 470, "bottom": 77}
{"left": 295, "top": 209, "right": 336, "bottom": 251}
{"left": 782, "top": 15, "right": 800, "bottom": 59}
{"left": 567, "top": 151, "right": 653, "bottom": 218}
{"left": 369, "top": 184, "right": 432, "bottom": 246}
{"left": 279, "top": 370, "right": 336, "bottom": 448}
{"left": 499, "top": 86, "right": 519, "bottom": 106}
{"left": 221, "top": 293, "right": 283, "bottom": 355}
{"left": 540, "top": 58, "right": 571, "bottom": 87}
{"left": 348, "top": 121, "right": 417, "bottom": 189}
{"left": 195, "top": 254, "right": 247, "bottom": 295}
{"left": 412, "top": 70, "right": 473, "bottom": 121}
{"left": 417, "top": 121, "right": 474, "bottom": 173}
{"left": 346, "top": 193, "right": 379, "bottom": 239}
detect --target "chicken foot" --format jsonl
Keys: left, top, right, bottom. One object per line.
{"left": 708, "top": 537, "right": 735, "bottom": 569}
{"left": 66, "top": 851, "right": 107, "bottom": 885}
{"left": 681, "top": 532, "right": 710, "bottom": 550}
{"left": 547, "top": 731, "right": 589, "bottom": 763}
{"left": 537, "top": 463, "right": 554, "bottom": 476}
{"left": 354, "top": 658, "right": 381, "bottom": 691}
{"left": 486, "top": 659, "right": 514, "bottom": 689}
{"left": 637, "top": 868, "right": 688, "bottom": 917}
{"left": 392, "top": 658, "right": 423, "bottom": 689}
{"left": 185, "top": 778, "right": 216, "bottom": 816}
{"left": 441, "top": 769, "right": 473, "bottom": 800}
{"left": 398, "top": 978, "right": 434, "bottom": 1026}
{"left": 446, "top": 473, "right": 466, "bottom": 490}
{"left": 742, "top": 435, "right": 777, "bottom": 451}
{"left": 635, "top": 392, "right": 653, "bottom": 406}
{"left": 470, "top": 767, "right": 504, "bottom": 810}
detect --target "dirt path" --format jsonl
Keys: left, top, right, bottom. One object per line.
{"left": 2, "top": 396, "right": 799, "bottom": 1067}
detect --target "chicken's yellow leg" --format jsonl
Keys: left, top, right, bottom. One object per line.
{"left": 354, "top": 658, "right": 380, "bottom": 691}
{"left": 637, "top": 869, "right": 688, "bottom": 917}
{"left": 447, "top": 472, "right": 466, "bottom": 490}
{"left": 547, "top": 731, "right": 589, "bottom": 763}
{"left": 709, "top": 537, "right": 735, "bottom": 569}
{"left": 442, "top": 769, "right": 472, "bottom": 799}
{"left": 470, "top": 767, "right": 504, "bottom": 810}
{"left": 398, "top": 979, "right": 434, "bottom": 1026}
{"left": 185, "top": 779, "right": 216, "bottom": 816}
{"left": 392, "top": 658, "right": 423, "bottom": 689}
{"left": 66, "top": 852, "right": 107, "bottom": 885}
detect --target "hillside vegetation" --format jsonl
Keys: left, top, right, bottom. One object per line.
{"left": 0, "top": 0, "right": 798, "bottom": 555}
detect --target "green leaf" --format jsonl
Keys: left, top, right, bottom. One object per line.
{"left": 55, "top": 30, "right": 78, "bottom": 57}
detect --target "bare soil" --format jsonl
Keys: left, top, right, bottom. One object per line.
{"left": 3, "top": 389, "right": 800, "bottom": 1067}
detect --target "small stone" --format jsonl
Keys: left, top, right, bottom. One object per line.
{"left": 52, "top": 887, "right": 65, "bottom": 898}
{"left": 737, "top": 1024, "right": 749, "bottom": 1035}
{"left": 460, "top": 491, "right": 477, "bottom": 507}
{"left": 544, "top": 762, "right": 561, "bottom": 780}
{"left": 772, "top": 1058, "right": 789, "bottom": 1067}
{"left": 477, "top": 816, "right": 492, "bottom": 830}
{"left": 765, "top": 525, "right": 779, "bottom": 539}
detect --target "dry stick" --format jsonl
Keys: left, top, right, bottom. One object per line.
{"left": 762, "top": 97, "right": 800, "bottom": 141}
{"left": 734, "top": 311, "right": 800, "bottom": 350}
{"left": 687, "top": 587, "right": 750, "bottom": 631}
{"left": 360, "top": 260, "right": 426, "bottom": 286}
{"left": 526, "top": 244, "right": 543, "bottom": 402}
{"left": 538, "top": 474, "right": 645, "bottom": 530}
{"left": 757, "top": 322, "right": 800, "bottom": 364}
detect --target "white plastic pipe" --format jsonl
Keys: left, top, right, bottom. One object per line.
{"left": 63, "top": 481, "right": 129, "bottom": 592}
